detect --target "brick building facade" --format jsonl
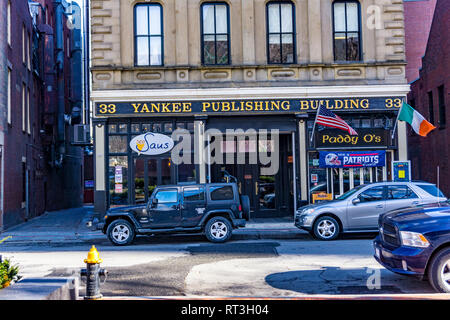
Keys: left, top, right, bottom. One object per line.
{"left": 408, "top": 0, "right": 449, "bottom": 196}
{"left": 404, "top": 0, "right": 436, "bottom": 83}
{"left": 0, "top": 0, "right": 84, "bottom": 230}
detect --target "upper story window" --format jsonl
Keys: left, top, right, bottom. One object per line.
{"left": 266, "top": 1, "right": 296, "bottom": 64}
{"left": 201, "top": 2, "right": 230, "bottom": 65}
{"left": 332, "top": 1, "right": 361, "bottom": 61}
{"left": 134, "top": 3, "right": 163, "bottom": 66}
{"left": 7, "top": 1, "right": 11, "bottom": 46}
{"left": 22, "top": 25, "right": 26, "bottom": 64}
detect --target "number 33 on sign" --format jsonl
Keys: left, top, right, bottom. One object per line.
{"left": 98, "top": 104, "right": 117, "bottom": 114}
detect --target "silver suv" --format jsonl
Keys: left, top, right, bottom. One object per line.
{"left": 295, "top": 181, "right": 447, "bottom": 240}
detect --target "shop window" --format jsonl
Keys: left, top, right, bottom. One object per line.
{"left": 351, "top": 119, "right": 360, "bottom": 128}
{"left": 142, "top": 123, "right": 152, "bottom": 132}
{"left": 131, "top": 124, "right": 140, "bottom": 133}
{"left": 266, "top": 1, "right": 296, "bottom": 64}
{"left": 178, "top": 163, "right": 196, "bottom": 183}
{"left": 153, "top": 123, "right": 162, "bottom": 132}
{"left": 109, "top": 124, "right": 117, "bottom": 133}
{"left": 176, "top": 122, "right": 186, "bottom": 130}
{"left": 361, "top": 119, "right": 371, "bottom": 128}
{"left": 118, "top": 124, "right": 128, "bottom": 133}
{"left": 374, "top": 118, "right": 384, "bottom": 128}
{"left": 164, "top": 122, "right": 173, "bottom": 133}
{"left": 333, "top": 1, "right": 361, "bottom": 61}
{"left": 109, "top": 156, "right": 129, "bottom": 206}
{"left": 134, "top": 3, "right": 163, "bottom": 66}
{"left": 201, "top": 2, "right": 230, "bottom": 65}
{"left": 385, "top": 118, "right": 391, "bottom": 129}
{"left": 109, "top": 136, "right": 128, "bottom": 153}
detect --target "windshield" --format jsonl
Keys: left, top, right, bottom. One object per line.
{"left": 335, "top": 185, "right": 365, "bottom": 200}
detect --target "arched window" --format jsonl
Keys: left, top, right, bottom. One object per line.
{"left": 266, "top": 1, "right": 296, "bottom": 64}
{"left": 201, "top": 2, "right": 230, "bottom": 65}
{"left": 333, "top": 1, "right": 361, "bottom": 61}
{"left": 134, "top": 3, "right": 163, "bottom": 66}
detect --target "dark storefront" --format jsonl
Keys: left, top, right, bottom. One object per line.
{"left": 94, "top": 95, "right": 405, "bottom": 217}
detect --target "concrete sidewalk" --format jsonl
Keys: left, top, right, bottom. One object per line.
{"left": 0, "top": 206, "right": 307, "bottom": 245}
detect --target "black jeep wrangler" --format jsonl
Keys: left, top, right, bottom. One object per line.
{"left": 94, "top": 183, "right": 250, "bottom": 245}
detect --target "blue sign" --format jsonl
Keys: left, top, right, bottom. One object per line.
{"left": 392, "top": 161, "right": 411, "bottom": 182}
{"left": 319, "top": 151, "right": 386, "bottom": 168}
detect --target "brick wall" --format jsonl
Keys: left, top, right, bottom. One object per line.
{"left": 408, "top": 0, "right": 450, "bottom": 196}
{"left": 1, "top": 0, "right": 83, "bottom": 230}
{"left": 404, "top": 0, "right": 437, "bottom": 83}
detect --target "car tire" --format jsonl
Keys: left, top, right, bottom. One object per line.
{"left": 240, "top": 195, "right": 251, "bottom": 221}
{"left": 204, "top": 216, "right": 233, "bottom": 243}
{"left": 427, "top": 247, "right": 450, "bottom": 293}
{"left": 107, "top": 219, "right": 136, "bottom": 246}
{"left": 313, "top": 216, "right": 340, "bottom": 241}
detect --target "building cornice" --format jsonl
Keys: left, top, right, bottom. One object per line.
{"left": 90, "top": 84, "right": 411, "bottom": 102}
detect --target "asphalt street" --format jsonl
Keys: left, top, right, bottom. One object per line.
{"left": 0, "top": 207, "right": 446, "bottom": 299}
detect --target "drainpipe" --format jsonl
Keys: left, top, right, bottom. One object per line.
{"left": 54, "top": 0, "right": 66, "bottom": 164}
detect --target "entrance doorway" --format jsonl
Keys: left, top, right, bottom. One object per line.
{"left": 133, "top": 157, "right": 174, "bottom": 204}
{"left": 210, "top": 134, "right": 294, "bottom": 217}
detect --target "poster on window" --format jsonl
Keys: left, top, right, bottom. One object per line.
{"left": 319, "top": 151, "right": 386, "bottom": 168}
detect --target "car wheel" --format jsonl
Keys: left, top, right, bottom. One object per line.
{"left": 313, "top": 216, "right": 340, "bottom": 241}
{"left": 240, "top": 195, "right": 251, "bottom": 221}
{"left": 107, "top": 219, "right": 135, "bottom": 246}
{"left": 427, "top": 247, "right": 450, "bottom": 293}
{"left": 205, "top": 216, "right": 233, "bottom": 243}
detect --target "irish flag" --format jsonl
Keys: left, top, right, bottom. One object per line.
{"left": 398, "top": 102, "right": 436, "bottom": 137}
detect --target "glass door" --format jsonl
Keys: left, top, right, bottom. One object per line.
{"left": 132, "top": 157, "right": 175, "bottom": 204}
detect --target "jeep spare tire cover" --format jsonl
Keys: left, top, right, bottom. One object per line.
{"left": 240, "top": 195, "right": 251, "bottom": 221}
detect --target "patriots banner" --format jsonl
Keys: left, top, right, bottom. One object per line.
{"left": 319, "top": 151, "right": 386, "bottom": 168}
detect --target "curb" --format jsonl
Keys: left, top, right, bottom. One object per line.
{"left": 0, "top": 277, "right": 80, "bottom": 300}
{"left": 99, "top": 293, "right": 450, "bottom": 300}
{"left": 0, "top": 229, "right": 308, "bottom": 245}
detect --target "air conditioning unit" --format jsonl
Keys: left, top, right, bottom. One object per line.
{"left": 72, "top": 124, "right": 91, "bottom": 146}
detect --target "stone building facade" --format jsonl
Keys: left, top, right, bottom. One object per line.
{"left": 90, "top": 0, "right": 411, "bottom": 217}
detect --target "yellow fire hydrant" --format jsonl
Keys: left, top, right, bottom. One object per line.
{"left": 81, "top": 246, "right": 107, "bottom": 300}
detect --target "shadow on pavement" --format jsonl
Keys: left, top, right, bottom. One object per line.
{"left": 265, "top": 267, "right": 435, "bottom": 295}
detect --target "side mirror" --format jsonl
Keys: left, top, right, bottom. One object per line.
{"left": 352, "top": 198, "right": 360, "bottom": 205}
{"left": 151, "top": 198, "right": 158, "bottom": 208}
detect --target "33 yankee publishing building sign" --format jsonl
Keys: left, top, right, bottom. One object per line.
{"left": 95, "top": 96, "right": 404, "bottom": 116}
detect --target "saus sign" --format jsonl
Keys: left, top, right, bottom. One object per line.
{"left": 95, "top": 97, "right": 404, "bottom": 116}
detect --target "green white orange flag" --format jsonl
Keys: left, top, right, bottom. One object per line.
{"left": 398, "top": 102, "right": 436, "bottom": 137}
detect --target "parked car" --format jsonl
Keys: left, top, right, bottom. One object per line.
{"left": 92, "top": 183, "right": 250, "bottom": 245}
{"left": 374, "top": 200, "right": 450, "bottom": 293}
{"left": 295, "top": 181, "right": 446, "bottom": 240}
